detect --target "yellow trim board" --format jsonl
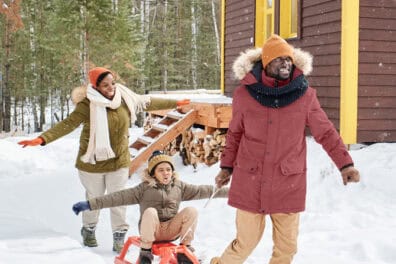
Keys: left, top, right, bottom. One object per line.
{"left": 340, "top": 0, "right": 359, "bottom": 143}
{"left": 255, "top": 0, "right": 265, "bottom": 47}
{"left": 280, "top": 0, "right": 297, "bottom": 39}
{"left": 220, "top": 0, "right": 225, "bottom": 94}
{"left": 255, "top": 0, "right": 274, "bottom": 47}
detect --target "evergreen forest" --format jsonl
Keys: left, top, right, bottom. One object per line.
{"left": 0, "top": 0, "right": 221, "bottom": 133}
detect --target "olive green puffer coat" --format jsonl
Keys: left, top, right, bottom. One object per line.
{"left": 40, "top": 85, "right": 178, "bottom": 173}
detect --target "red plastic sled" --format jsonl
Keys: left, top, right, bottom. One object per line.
{"left": 114, "top": 236, "right": 200, "bottom": 264}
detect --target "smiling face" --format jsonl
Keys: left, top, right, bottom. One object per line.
{"left": 153, "top": 162, "right": 173, "bottom": 185}
{"left": 95, "top": 73, "right": 116, "bottom": 99}
{"left": 265, "top": 56, "right": 293, "bottom": 80}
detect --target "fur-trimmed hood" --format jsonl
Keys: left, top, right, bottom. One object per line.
{"left": 232, "top": 47, "right": 313, "bottom": 81}
{"left": 71, "top": 85, "right": 88, "bottom": 105}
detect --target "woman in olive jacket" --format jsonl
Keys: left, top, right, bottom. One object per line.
{"left": 18, "top": 67, "right": 190, "bottom": 253}
{"left": 73, "top": 151, "right": 229, "bottom": 264}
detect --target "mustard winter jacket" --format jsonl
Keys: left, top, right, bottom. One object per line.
{"left": 40, "top": 85, "right": 178, "bottom": 173}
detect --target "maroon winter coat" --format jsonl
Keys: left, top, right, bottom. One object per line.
{"left": 221, "top": 47, "right": 353, "bottom": 214}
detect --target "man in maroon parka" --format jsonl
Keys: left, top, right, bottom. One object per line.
{"left": 211, "top": 35, "right": 360, "bottom": 264}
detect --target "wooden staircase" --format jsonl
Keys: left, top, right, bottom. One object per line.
{"left": 129, "top": 109, "right": 198, "bottom": 175}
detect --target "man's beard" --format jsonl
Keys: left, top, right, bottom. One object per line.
{"left": 275, "top": 73, "right": 290, "bottom": 80}
{"left": 270, "top": 71, "right": 291, "bottom": 81}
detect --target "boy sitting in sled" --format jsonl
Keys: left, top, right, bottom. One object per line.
{"left": 72, "top": 150, "right": 229, "bottom": 264}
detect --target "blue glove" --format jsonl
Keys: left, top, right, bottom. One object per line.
{"left": 72, "top": 201, "right": 91, "bottom": 215}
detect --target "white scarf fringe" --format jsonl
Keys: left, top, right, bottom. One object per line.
{"left": 81, "top": 83, "right": 150, "bottom": 164}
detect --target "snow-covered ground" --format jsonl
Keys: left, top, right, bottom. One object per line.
{"left": 1, "top": 127, "right": 395, "bottom": 264}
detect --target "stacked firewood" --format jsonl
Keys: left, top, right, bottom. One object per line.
{"left": 143, "top": 114, "right": 227, "bottom": 170}
{"left": 179, "top": 127, "right": 227, "bottom": 170}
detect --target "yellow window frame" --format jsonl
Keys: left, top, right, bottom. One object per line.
{"left": 255, "top": 0, "right": 275, "bottom": 47}
{"left": 279, "top": 0, "right": 298, "bottom": 39}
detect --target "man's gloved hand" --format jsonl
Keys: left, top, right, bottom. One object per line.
{"left": 341, "top": 166, "right": 360, "bottom": 185}
{"left": 176, "top": 99, "right": 191, "bottom": 107}
{"left": 72, "top": 201, "right": 91, "bottom": 215}
{"left": 215, "top": 168, "right": 232, "bottom": 188}
{"left": 17, "top": 137, "right": 44, "bottom": 148}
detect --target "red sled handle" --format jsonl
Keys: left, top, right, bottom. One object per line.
{"left": 114, "top": 236, "right": 200, "bottom": 264}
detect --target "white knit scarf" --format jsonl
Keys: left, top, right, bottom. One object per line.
{"left": 81, "top": 83, "right": 150, "bottom": 164}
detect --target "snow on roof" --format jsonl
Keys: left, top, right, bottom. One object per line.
{"left": 148, "top": 89, "right": 232, "bottom": 104}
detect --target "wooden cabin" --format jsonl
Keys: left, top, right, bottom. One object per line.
{"left": 220, "top": 0, "right": 396, "bottom": 143}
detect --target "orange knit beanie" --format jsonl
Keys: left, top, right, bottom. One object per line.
{"left": 88, "top": 67, "right": 112, "bottom": 87}
{"left": 261, "top": 34, "right": 294, "bottom": 68}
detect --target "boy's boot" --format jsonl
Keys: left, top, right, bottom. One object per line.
{"left": 177, "top": 253, "right": 194, "bottom": 264}
{"left": 177, "top": 244, "right": 195, "bottom": 264}
{"left": 81, "top": 226, "right": 98, "bottom": 247}
{"left": 139, "top": 248, "right": 153, "bottom": 264}
{"left": 112, "top": 229, "right": 127, "bottom": 253}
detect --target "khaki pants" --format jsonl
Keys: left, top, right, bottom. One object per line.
{"left": 139, "top": 207, "right": 198, "bottom": 249}
{"left": 78, "top": 167, "right": 129, "bottom": 232}
{"left": 216, "top": 209, "right": 299, "bottom": 264}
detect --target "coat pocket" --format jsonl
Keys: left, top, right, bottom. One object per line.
{"left": 235, "top": 156, "right": 260, "bottom": 174}
{"left": 280, "top": 158, "right": 306, "bottom": 176}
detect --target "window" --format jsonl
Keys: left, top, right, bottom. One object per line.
{"left": 255, "top": 0, "right": 275, "bottom": 46}
{"left": 279, "top": 0, "right": 298, "bottom": 39}
{"left": 255, "top": 0, "right": 299, "bottom": 46}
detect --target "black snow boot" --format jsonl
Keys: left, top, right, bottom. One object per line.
{"left": 138, "top": 248, "right": 153, "bottom": 264}
{"left": 177, "top": 244, "right": 195, "bottom": 264}
{"left": 177, "top": 252, "right": 194, "bottom": 264}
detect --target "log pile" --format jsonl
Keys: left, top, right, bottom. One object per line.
{"left": 143, "top": 113, "right": 227, "bottom": 171}
{"left": 179, "top": 127, "right": 227, "bottom": 170}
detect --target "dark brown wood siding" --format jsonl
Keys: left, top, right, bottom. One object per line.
{"left": 224, "top": 0, "right": 255, "bottom": 97}
{"left": 224, "top": 0, "right": 343, "bottom": 125}
{"left": 357, "top": 0, "right": 396, "bottom": 142}
{"left": 288, "top": 0, "right": 342, "bottom": 127}
{"left": 223, "top": 0, "right": 396, "bottom": 142}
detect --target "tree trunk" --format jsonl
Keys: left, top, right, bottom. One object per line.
{"left": 13, "top": 96, "right": 18, "bottom": 127}
{"left": 162, "top": 0, "right": 168, "bottom": 92}
{"left": 211, "top": 0, "right": 220, "bottom": 64}
{"left": 0, "top": 73, "right": 2, "bottom": 132}
{"left": 27, "top": 1, "right": 39, "bottom": 132}
{"left": 2, "top": 19, "right": 11, "bottom": 132}
{"left": 1, "top": 0, "right": 23, "bottom": 132}
{"left": 50, "top": 88, "right": 54, "bottom": 127}
{"left": 175, "top": 0, "right": 180, "bottom": 59}
{"left": 139, "top": 0, "right": 149, "bottom": 90}
{"left": 21, "top": 99, "right": 25, "bottom": 131}
{"left": 60, "top": 89, "right": 65, "bottom": 120}
{"left": 112, "top": 0, "right": 118, "bottom": 13}
{"left": 32, "top": 98, "right": 39, "bottom": 132}
{"left": 65, "top": 93, "right": 71, "bottom": 118}
{"left": 39, "top": 72, "right": 46, "bottom": 131}
{"left": 80, "top": 2, "right": 88, "bottom": 84}
{"left": 38, "top": 2, "right": 46, "bottom": 132}
{"left": 191, "top": 0, "right": 198, "bottom": 90}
